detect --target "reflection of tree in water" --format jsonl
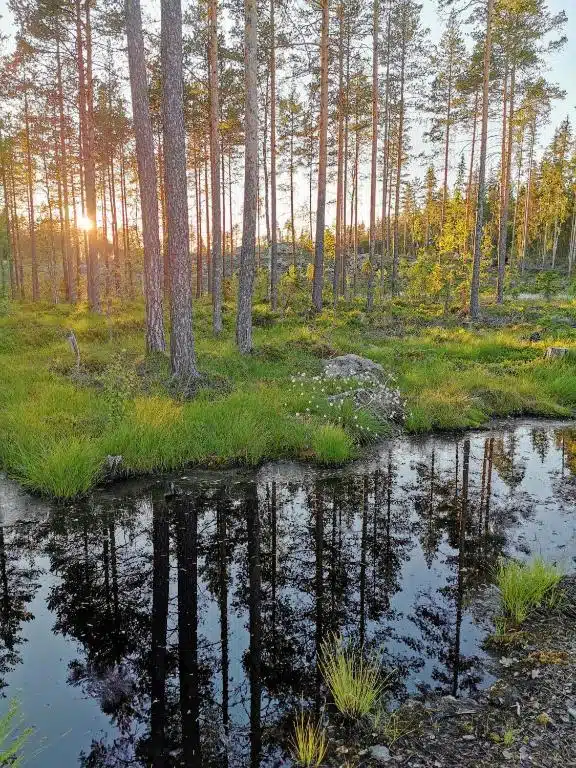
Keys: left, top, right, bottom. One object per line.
{"left": 12, "top": 429, "right": 554, "bottom": 766}
{"left": 409, "top": 439, "right": 506, "bottom": 697}
{"left": 0, "top": 522, "right": 42, "bottom": 696}
{"left": 553, "top": 428, "right": 576, "bottom": 501}
{"left": 492, "top": 433, "right": 526, "bottom": 491}
{"left": 531, "top": 428, "right": 550, "bottom": 464}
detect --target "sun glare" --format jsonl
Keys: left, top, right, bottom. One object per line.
{"left": 77, "top": 214, "right": 94, "bottom": 231}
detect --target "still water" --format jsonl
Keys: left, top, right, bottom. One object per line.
{"left": 1, "top": 421, "right": 576, "bottom": 766}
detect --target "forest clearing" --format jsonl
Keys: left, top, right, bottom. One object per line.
{"left": 1, "top": 0, "right": 576, "bottom": 762}
{"left": 0, "top": 296, "right": 576, "bottom": 498}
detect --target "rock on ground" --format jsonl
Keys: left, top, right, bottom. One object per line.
{"left": 323, "top": 354, "right": 384, "bottom": 380}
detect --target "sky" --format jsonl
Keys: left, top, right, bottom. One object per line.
{"left": 0, "top": 0, "right": 573, "bottom": 233}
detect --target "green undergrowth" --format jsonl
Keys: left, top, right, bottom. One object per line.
{"left": 1, "top": 296, "right": 576, "bottom": 498}
{"left": 496, "top": 557, "right": 564, "bottom": 626}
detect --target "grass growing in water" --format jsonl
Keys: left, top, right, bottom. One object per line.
{"left": 496, "top": 557, "right": 563, "bottom": 625}
{"left": 290, "top": 711, "right": 328, "bottom": 767}
{"left": 319, "top": 634, "right": 387, "bottom": 718}
{"left": 0, "top": 700, "right": 32, "bottom": 766}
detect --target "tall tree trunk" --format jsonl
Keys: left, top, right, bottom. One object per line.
{"left": 342, "top": 16, "right": 351, "bottom": 296}
{"left": 441, "top": 57, "right": 453, "bottom": 227}
{"left": 101, "top": 167, "right": 111, "bottom": 298}
{"left": 236, "top": 0, "right": 259, "bottom": 353}
{"left": 109, "top": 160, "right": 121, "bottom": 294}
{"left": 0, "top": 137, "right": 16, "bottom": 298}
{"left": 119, "top": 149, "right": 134, "bottom": 298}
{"left": 220, "top": 137, "right": 226, "bottom": 288}
{"left": 269, "top": 0, "right": 279, "bottom": 309}
{"left": 262, "top": 71, "right": 270, "bottom": 248}
{"left": 380, "top": 3, "right": 391, "bottom": 294}
{"left": 83, "top": 0, "right": 101, "bottom": 311}
{"left": 464, "top": 87, "right": 479, "bottom": 251}
{"left": 126, "top": 0, "right": 166, "bottom": 351}
{"left": 333, "top": 3, "right": 345, "bottom": 306}
{"left": 353, "top": 120, "right": 359, "bottom": 297}
{"left": 497, "top": 63, "right": 515, "bottom": 304}
{"left": 23, "top": 88, "right": 39, "bottom": 300}
{"left": 208, "top": 0, "right": 223, "bottom": 332}
{"left": 70, "top": 166, "right": 82, "bottom": 299}
{"left": 157, "top": 126, "right": 170, "bottom": 297}
{"left": 510, "top": 125, "right": 524, "bottom": 266}
{"left": 203, "top": 148, "right": 211, "bottom": 293}
{"left": 289, "top": 106, "right": 296, "bottom": 269}
{"left": 161, "top": 0, "right": 199, "bottom": 377}
{"left": 367, "top": 0, "right": 379, "bottom": 311}
{"left": 312, "top": 0, "right": 329, "bottom": 312}
{"left": 470, "top": 0, "right": 494, "bottom": 319}
{"left": 392, "top": 23, "right": 406, "bottom": 296}
{"left": 195, "top": 161, "right": 203, "bottom": 299}
{"left": 42, "top": 153, "right": 58, "bottom": 303}
{"left": 228, "top": 150, "right": 234, "bottom": 276}
{"left": 56, "top": 37, "right": 75, "bottom": 302}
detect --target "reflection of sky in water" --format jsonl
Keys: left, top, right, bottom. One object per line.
{"left": 1, "top": 421, "right": 575, "bottom": 767}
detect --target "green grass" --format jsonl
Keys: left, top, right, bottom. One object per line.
{"left": 290, "top": 711, "right": 328, "bottom": 767}
{"left": 319, "top": 634, "right": 388, "bottom": 718}
{"left": 311, "top": 425, "right": 353, "bottom": 464}
{"left": 0, "top": 700, "right": 32, "bottom": 766}
{"left": 496, "top": 557, "right": 564, "bottom": 625}
{"left": 1, "top": 296, "right": 576, "bottom": 498}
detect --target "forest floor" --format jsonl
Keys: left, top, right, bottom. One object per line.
{"left": 2, "top": 294, "right": 576, "bottom": 498}
{"left": 343, "top": 575, "right": 576, "bottom": 767}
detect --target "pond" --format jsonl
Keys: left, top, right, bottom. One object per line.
{"left": 1, "top": 420, "right": 576, "bottom": 767}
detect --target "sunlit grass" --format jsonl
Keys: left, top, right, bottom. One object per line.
{"left": 290, "top": 711, "right": 328, "bottom": 767}
{"left": 496, "top": 557, "right": 563, "bottom": 625}
{"left": 1, "top": 299, "right": 576, "bottom": 497}
{"left": 319, "top": 634, "right": 388, "bottom": 718}
{"left": 0, "top": 700, "right": 32, "bottom": 766}
{"left": 312, "top": 425, "right": 354, "bottom": 464}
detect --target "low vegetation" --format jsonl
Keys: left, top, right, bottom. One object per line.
{"left": 290, "top": 711, "right": 328, "bottom": 768}
{"left": 0, "top": 701, "right": 31, "bottom": 767}
{"left": 1, "top": 296, "right": 576, "bottom": 498}
{"left": 496, "top": 557, "right": 563, "bottom": 625}
{"left": 319, "top": 634, "right": 388, "bottom": 718}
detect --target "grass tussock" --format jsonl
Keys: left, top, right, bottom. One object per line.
{"left": 0, "top": 700, "right": 32, "bottom": 766}
{"left": 312, "top": 425, "right": 354, "bottom": 464}
{"left": 290, "top": 711, "right": 328, "bottom": 767}
{"left": 496, "top": 557, "right": 563, "bottom": 625}
{"left": 319, "top": 634, "right": 388, "bottom": 718}
{"left": 1, "top": 299, "right": 576, "bottom": 497}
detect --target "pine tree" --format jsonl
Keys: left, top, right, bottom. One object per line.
{"left": 161, "top": 0, "right": 199, "bottom": 378}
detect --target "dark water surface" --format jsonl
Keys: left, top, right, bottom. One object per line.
{"left": 1, "top": 421, "right": 576, "bottom": 766}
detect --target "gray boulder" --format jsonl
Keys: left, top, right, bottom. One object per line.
{"left": 323, "top": 354, "right": 384, "bottom": 380}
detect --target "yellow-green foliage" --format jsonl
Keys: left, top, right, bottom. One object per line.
{"left": 1, "top": 298, "right": 576, "bottom": 497}
{"left": 319, "top": 634, "right": 386, "bottom": 718}
{"left": 312, "top": 425, "right": 353, "bottom": 464}
{"left": 496, "top": 557, "right": 563, "bottom": 625}
{"left": 290, "top": 711, "right": 328, "bottom": 767}
{"left": 0, "top": 700, "right": 32, "bottom": 766}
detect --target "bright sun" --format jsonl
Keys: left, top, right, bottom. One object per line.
{"left": 77, "top": 214, "right": 94, "bottom": 231}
